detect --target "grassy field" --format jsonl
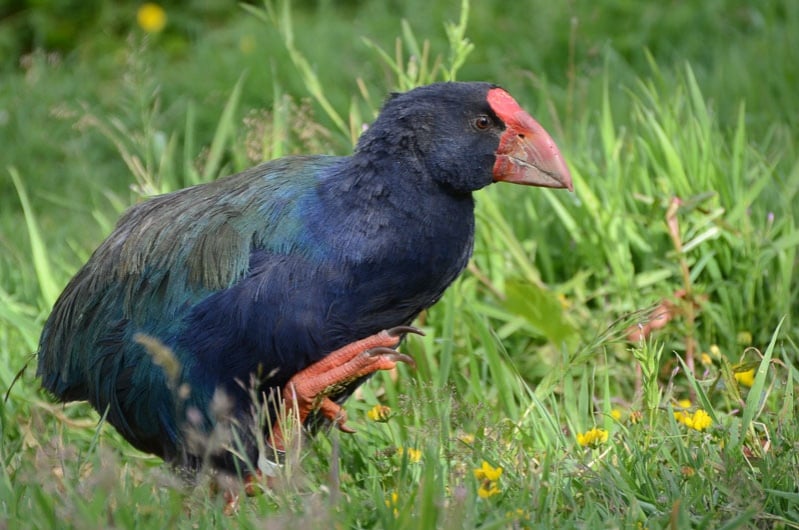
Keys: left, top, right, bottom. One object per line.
{"left": 2, "top": 0, "right": 798, "bottom": 528}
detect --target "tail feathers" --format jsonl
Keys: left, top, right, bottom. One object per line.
{"left": 37, "top": 329, "right": 90, "bottom": 403}
{"left": 36, "top": 264, "right": 105, "bottom": 402}
{"left": 39, "top": 318, "right": 185, "bottom": 462}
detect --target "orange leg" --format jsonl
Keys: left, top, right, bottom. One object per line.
{"left": 268, "top": 326, "right": 422, "bottom": 450}
{"left": 220, "top": 327, "right": 421, "bottom": 514}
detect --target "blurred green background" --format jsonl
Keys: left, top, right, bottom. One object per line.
{"left": 2, "top": 0, "right": 795, "bottom": 207}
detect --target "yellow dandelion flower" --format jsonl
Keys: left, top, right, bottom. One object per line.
{"left": 689, "top": 409, "right": 713, "bottom": 431}
{"left": 700, "top": 352, "right": 713, "bottom": 366}
{"left": 673, "top": 399, "right": 693, "bottom": 423}
{"left": 137, "top": 3, "right": 167, "bottom": 33}
{"left": 576, "top": 427, "right": 608, "bottom": 448}
{"left": 735, "top": 369, "right": 755, "bottom": 388}
{"left": 709, "top": 344, "right": 722, "bottom": 359}
{"left": 473, "top": 460, "right": 503, "bottom": 482}
{"left": 477, "top": 482, "right": 501, "bottom": 499}
{"left": 384, "top": 491, "right": 399, "bottom": 517}
{"left": 397, "top": 447, "right": 422, "bottom": 463}
{"left": 610, "top": 408, "right": 623, "bottom": 421}
{"left": 474, "top": 461, "right": 502, "bottom": 499}
{"left": 367, "top": 404, "right": 392, "bottom": 422}
{"left": 677, "top": 409, "right": 713, "bottom": 432}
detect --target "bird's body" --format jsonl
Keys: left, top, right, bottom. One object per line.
{"left": 37, "top": 82, "right": 572, "bottom": 474}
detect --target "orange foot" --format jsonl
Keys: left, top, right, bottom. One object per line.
{"left": 269, "top": 326, "right": 422, "bottom": 450}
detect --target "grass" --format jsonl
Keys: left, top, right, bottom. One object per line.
{"left": 2, "top": 0, "right": 799, "bottom": 528}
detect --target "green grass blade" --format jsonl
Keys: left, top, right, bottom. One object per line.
{"left": 8, "top": 167, "right": 60, "bottom": 308}
{"left": 737, "top": 318, "right": 784, "bottom": 450}
{"left": 201, "top": 74, "right": 245, "bottom": 182}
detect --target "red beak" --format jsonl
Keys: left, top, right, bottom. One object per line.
{"left": 488, "top": 88, "right": 573, "bottom": 192}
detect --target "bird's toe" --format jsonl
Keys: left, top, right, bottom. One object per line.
{"left": 386, "top": 325, "right": 425, "bottom": 338}
{"left": 365, "top": 346, "right": 416, "bottom": 368}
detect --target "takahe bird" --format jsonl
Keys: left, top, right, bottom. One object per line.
{"left": 37, "top": 82, "right": 572, "bottom": 478}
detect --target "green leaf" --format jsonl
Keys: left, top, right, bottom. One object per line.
{"left": 504, "top": 279, "right": 579, "bottom": 350}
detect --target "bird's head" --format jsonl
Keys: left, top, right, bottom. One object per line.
{"left": 356, "top": 82, "right": 573, "bottom": 195}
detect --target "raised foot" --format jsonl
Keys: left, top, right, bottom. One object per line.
{"left": 269, "top": 326, "right": 423, "bottom": 448}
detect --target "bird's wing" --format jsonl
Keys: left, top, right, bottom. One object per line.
{"left": 36, "top": 156, "right": 337, "bottom": 452}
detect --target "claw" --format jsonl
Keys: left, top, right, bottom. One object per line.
{"left": 337, "top": 421, "right": 357, "bottom": 434}
{"left": 319, "top": 396, "right": 358, "bottom": 434}
{"left": 387, "top": 325, "right": 425, "bottom": 338}
{"left": 366, "top": 346, "right": 416, "bottom": 368}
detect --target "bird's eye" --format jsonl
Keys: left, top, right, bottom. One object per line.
{"left": 473, "top": 115, "right": 491, "bottom": 130}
